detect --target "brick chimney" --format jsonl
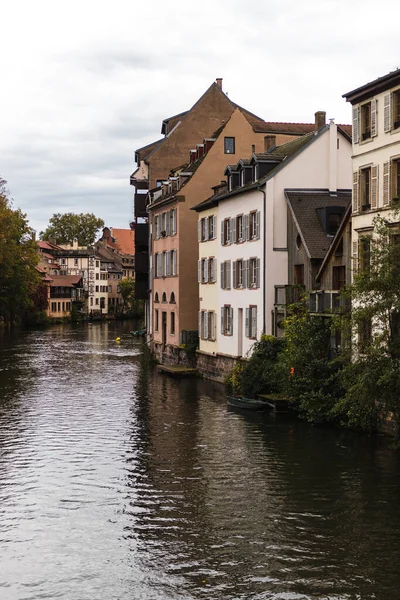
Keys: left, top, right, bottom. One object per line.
{"left": 216, "top": 78, "right": 223, "bottom": 90}
{"left": 264, "top": 135, "right": 276, "bottom": 152}
{"left": 315, "top": 111, "right": 326, "bottom": 131}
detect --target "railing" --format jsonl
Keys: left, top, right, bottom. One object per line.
{"left": 274, "top": 285, "right": 305, "bottom": 306}
{"left": 309, "top": 291, "right": 350, "bottom": 315}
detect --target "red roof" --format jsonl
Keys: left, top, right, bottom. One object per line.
{"left": 50, "top": 275, "right": 82, "bottom": 287}
{"left": 111, "top": 228, "right": 134, "bottom": 255}
{"left": 38, "top": 240, "right": 61, "bottom": 251}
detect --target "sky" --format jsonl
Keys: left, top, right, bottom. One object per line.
{"left": 1, "top": 0, "right": 399, "bottom": 235}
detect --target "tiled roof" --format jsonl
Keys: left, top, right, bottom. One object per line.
{"left": 50, "top": 275, "right": 82, "bottom": 287}
{"left": 285, "top": 189, "right": 351, "bottom": 259}
{"left": 111, "top": 228, "right": 134, "bottom": 255}
{"left": 38, "top": 240, "right": 61, "bottom": 251}
{"left": 252, "top": 121, "right": 316, "bottom": 135}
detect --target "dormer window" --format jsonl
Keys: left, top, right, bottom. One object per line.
{"left": 224, "top": 137, "right": 235, "bottom": 154}
{"left": 327, "top": 212, "right": 342, "bottom": 235}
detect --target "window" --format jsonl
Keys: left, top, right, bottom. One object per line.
{"left": 360, "top": 102, "right": 371, "bottom": 140}
{"left": 332, "top": 266, "right": 346, "bottom": 290}
{"left": 155, "top": 253, "right": 163, "bottom": 278}
{"left": 95, "top": 285, "right": 99, "bottom": 292}
{"left": 155, "top": 309, "right": 159, "bottom": 332}
{"left": 170, "top": 312, "right": 175, "bottom": 335}
{"left": 233, "top": 259, "right": 244, "bottom": 288}
{"left": 170, "top": 292, "right": 176, "bottom": 303}
{"left": 221, "top": 305, "right": 233, "bottom": 335}
{"left": 236, "top": 215, "right": 244, "bottom": 242}
{"left": 95, "top": 298, "right": 99, "bottom": 305}
{"left": 208, "top": 215, "right": 216, "bottom": 240}
{"left": 249, "top": 211, "right": 260, "bottom": 240}
{"left": 154, "top": 292, "right": 159, "bottom": 303}
{"left": 245, "top": 306, "right": 257, "bottom": 339}
{"left": 327, "top": 213, "right": 342, "bottom": 236}
{"left": 220, "top": 261, "right": 231, "bottom": 289}
{"left": 162, "top": 292, "right": 167, "bottom": 303}
{"left": 51, "top": 302, "right": 57, "bottom": 312}
{"left": 199, "top": 258, "right": 209, "bottom": 284}
{"left": 198, "top": 311, "right": 216, "bottom": 341}
{"left": 74, "top": 258, "right": 78, "bottom": 266}
{"left": 165, "top": 251, "right": 171, "bottom": 276}
{"left": 360, "top": 167, "right": 371, "bottom": 210}
{"left": 248, "top": 258, "right": 260, "bottom": 288}
{"left": 391, "top": 158, "right": 400, "bottom": 202}
{"left": 393, "top": 90, "right": 400, "bottom": 130}
{"left": 294, "top": 264, "right": 304, "bottom": 285}
{"left": 224, "top": 137, "right": 235, "bottom": 154}
{"left": 209, "top": 257, "right": 216, "bottom": 283}
{"left": 221, "top": 218, "right": 231, "bottom": 245}
{"left": 335, "top": 239, "right": 344, "bottom": 257}
{"left": 96, "top": 261, "right": 99, "bottom": 268}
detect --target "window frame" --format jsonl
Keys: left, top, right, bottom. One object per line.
{"left": 224, "top": 137, "right": 235, "bottom": 155}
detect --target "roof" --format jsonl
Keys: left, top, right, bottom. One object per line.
{"left": 111, "top": 228, "right": 134, "bottom": 255}
{"left": 134, "top": 138, "right": 164, "bottom": 163}
{"left": 161, "top": 110, "right": 188, "bottom": 135}
{"left": 50, "top": 275, "right": 82, "bottom": 287}
{"left": 252, "top": 121, "right": 316, "bottom": 135}
{"left": 285, "top": 189, "right": 351, "bottom": 260}
{"left": 343, "top": 69, "right": 400, "bottom": 105}
{"left": 38, "top": 240, "right": 61, "bottom": 251}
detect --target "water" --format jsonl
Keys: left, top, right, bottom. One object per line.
{"left": 0, "top": 323, "right": 399, "bottom": 599}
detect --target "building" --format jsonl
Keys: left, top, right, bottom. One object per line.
{"left": 49, "top": 275, "right": 84, "bottom": 318}
{"left": 193, "top": 113, "right": 352, "bottom": 364}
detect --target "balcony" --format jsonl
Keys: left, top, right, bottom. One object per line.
{"left": 309, "top": 291, "right": 350, "bottom": 315}
{"left": 274, "top": 285, "right": 305, "bottom": 306}
{"left": 135, "top": 223, "right": 149, "bottom": 249}
{"left": 134, "top": 193, "right": 148, "bottom": 218}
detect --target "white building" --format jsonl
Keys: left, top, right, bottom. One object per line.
{"left": 194, "top": 113, "right": 352, "bottom": 359}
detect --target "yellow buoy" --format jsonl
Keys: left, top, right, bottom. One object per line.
{"left": 115, "top": 337, "right": 121, "bottom": 342}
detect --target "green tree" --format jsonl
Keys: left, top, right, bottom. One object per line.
{"left": 40, "top": 212, "right": 104, "bottom": 246}
{"left": 0, "top": 178, "right": 40, "bottom": 326}
{"left": 118, "top": 277, "right": 144, "bottom": 316}
{"left": 336, "top": 211, "right": 400, "bottom": 430}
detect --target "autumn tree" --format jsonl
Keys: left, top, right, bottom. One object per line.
{"left": 40, "top": 212, "right": 104, "bottom": 246}
{"left": 0, "top": 178, "right": 40, "bottom": 326}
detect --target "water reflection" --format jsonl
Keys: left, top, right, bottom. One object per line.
{"left": 0, "top": 324, "right": 399, "bottom": 599}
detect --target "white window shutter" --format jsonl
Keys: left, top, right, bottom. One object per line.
{"left": 220, "top": 262, "right": 225, "bottom": 289}
{"left": 226, "top": 219, "right": 231, "bottom": 244}
{"left": 198, "top": 260, "right": 202, "bottom": 283}
{"left": 210, "top": 312, "right": 215, "bottom": 340}
{"left": 371, "top": 165, "right": 378, "bottom": 209}
{"left": 221, "top": 308, "right": 224, "bottom": 335}
{"left": 232, "top": 261, "right": 237, "bottom": 289}
{"left": 371, "top": 99, "right": 377, "bottom": 137}
{"left": 172, "top": 209, "right": 177, "bottom": 235}
{"left": 198, "top": 311, "right": 202, "bottom": 337}
{"left": 256, "top": 258, "right": 260, "bottom": 288}
{"left": 245, "top": 308, "right": 250, "bottom": 337}
{"left": 353, "top": 171, "right": 359, "bottom": 213}
{"left": 243, "top": 259, "right": 248, "bottom": 288}
{"left": 231, "top": 217, "right": 237, "bottom": 243}
{"left": 204, "top": 311, "right": 208, "bottom": 339}
{"left": 383, "top": 161, "right": 390, "bottom": 206}
{"left": 226, "top": 261, "right": 231, "bottom": 289}
{"left": 244, "top": 214, "right": 250, "bottom": 241}
{"left": 198, "top": 220, "right": 202, "bottom": 242}
{"left": 256, "top": 211, "right": 260, "bottom": 239}
{"left": 221, "top": 221, "right": 225, "bottom": 245}
{"left": 166, "top": 252, "right": 170, "bottom": 276}
{"left": 166, "top": 214, "right": 171, "bottom": 236}
{"left": 172, "top": 250, "right": 177, "bottom": 275}
{"left": 352, "top": 106, "right": 359, "bottom": 144}
{"left": 212, "top": 215, "right": 217, "bottom": 239}
{"left": 252, "top": 308, "right": 257, "bottom": 338}
{"left": 384, "top": 94, "right": 392, "bottom": 132}
{"left": 204, "top": 259, "right": 209, "bottom": 283}
{"left": 204, "top": 218, "right": 209, "bottom": 241}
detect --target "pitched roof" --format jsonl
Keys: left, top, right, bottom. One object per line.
{"left": 111, "top": 228, "right": 134, "bottom": 255}
{"left": 285, "top": 189, "right": 351, "bottom": 260}
{"left": 38, "top": 240, "right": 61, "bottom": 251}
{"left": 50, "top": 275, "right": 82, "bottom": 287}
{"left": 252, "top": 121, "right": 316, "bottom": 135}
{"left": 343, "top": 69, "right": 400, "bottom": 104}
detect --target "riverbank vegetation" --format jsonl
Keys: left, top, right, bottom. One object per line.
{"left": 0, "top": 178, "right": 46, "bottom": 327}
{"left": 227, "top": 213, "right": 400, "bottom": 434}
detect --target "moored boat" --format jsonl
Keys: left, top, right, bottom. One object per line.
{"left": 227, "top": 396, "right": 270, "bottom": 411}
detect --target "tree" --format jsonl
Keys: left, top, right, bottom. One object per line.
{"left": 0, "top": 178, "right": 40, "bottom": 326}
{"left": 40, "top": 212, "right": 104, "bottom": 246}
{"left": 118, "top": 278, "right": 144, "bottom": 317}
{"left": 336, "top": 211, "right": 400, "bottom": 430}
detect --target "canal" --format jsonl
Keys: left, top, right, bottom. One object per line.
{"left": 0, "top": 323, "right": 400, "bottom": 599}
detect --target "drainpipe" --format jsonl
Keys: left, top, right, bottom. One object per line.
{"left": 259, "top": 186, "right": 267, "bottom": 334}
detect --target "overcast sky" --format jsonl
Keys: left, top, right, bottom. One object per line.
{"left": 1, "top": 0, "right": 399, "bottom": 234}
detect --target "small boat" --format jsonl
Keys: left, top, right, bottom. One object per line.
{"left": 130, "top": 329, "right": 146, "bottom": 337}
{"left": 227, "top": 396, "right": 270, "bottom": 411}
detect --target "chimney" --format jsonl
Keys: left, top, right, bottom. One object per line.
{"left": 264, "top": 135, "right": 276, "bottom": 152}
{"left": 315, "top": 111, "right": 326, "bottom": 131}
{"left": 216, "top": 78, "right": 223, "bottom": 90}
